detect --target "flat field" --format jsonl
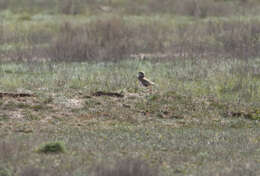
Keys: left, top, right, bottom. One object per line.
{"left": 0, "top": 1, "right": 260, "bottom": 176}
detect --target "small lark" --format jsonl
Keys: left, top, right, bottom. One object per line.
{"left": 138, "top": 71, "right": 155, "bottom": 87}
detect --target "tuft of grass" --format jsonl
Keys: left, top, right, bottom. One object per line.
{"left": 37, "top": 141, "right": 66, "bottom": 154}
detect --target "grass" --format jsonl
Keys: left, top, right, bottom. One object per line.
{"left": 0, "top": 59, "right": 259, "bottom": 176}
{"left": 0, "top": 1, "right": 260, "bottom": 175}
{"left": 1, "top": 11, "right": 260, "bottom": 61}
{"left": 0, "top": 59, "right": 259, "bottom": 103}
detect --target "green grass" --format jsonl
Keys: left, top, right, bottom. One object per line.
{"left": 0, "top": 58, "right": 260, "bottom": 176}
{"left": 0, "top": 59, "right": 259, "bottom": 103}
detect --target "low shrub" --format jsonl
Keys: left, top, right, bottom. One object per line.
{"left": 37, "top": 141, "right": 66, "bottom": 154}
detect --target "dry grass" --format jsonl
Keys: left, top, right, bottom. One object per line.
{"left": 1, "top": 17, "right": 260, "bottom": 61}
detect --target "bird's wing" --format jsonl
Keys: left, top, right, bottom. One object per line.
{"left": 143, "top": 78, "right": 155, "bottom": 86}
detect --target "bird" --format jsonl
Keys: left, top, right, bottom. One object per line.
{"left": 137, "top": 71, "right": 155, "bottom": 87}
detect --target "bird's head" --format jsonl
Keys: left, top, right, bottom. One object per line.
{"left": 138, "top": 71, "right": 145, "bottom": 78}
